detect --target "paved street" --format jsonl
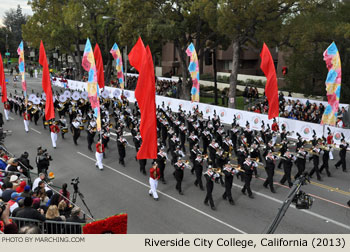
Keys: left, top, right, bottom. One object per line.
{"left": 1, "top": 75, "right": 350, "bottom": 234}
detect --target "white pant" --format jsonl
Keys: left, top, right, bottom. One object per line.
{"left": 51, "top": 132, "right": 58, "bottom": 147}
{"left": 4, "top": 109, "right": 9, "bottom": 121}
{"left": 329, "top": 150, "right": 334, "bottom": 160}
{"left": 24, "top": 120, "right": 29, "bottom": 132}
{"left": 95, "top": 152, "right": 103, "bottom": 169}
{"left": 149, "top": 177, "right": 158, "bottom": 199}
{"left": 272, "top": 135, "right": 277, "bottom": 145}
{"left": 34, "top": 70, "right": 38, "bottom": 78}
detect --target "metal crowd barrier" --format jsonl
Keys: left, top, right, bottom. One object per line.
{"left": 10, "top": 217, "right": 84, "bottom": 234}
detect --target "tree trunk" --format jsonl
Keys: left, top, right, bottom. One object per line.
{"left": 75, "top": 39, "right": 83, "bottom": 80}
{"left": 177, "top": 45, "right": 192, "bottom": 100}
{"left": 228, "top": 40, "right": 240, "bottom": 108}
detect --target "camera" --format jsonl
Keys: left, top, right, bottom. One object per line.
{"left": 292, "top": 190, "right": 314, "bottom": 209}
{"left": 71, "top": 177, "right": 80, "bottom": 192}
{"left": 0, "top": 201, "right": 6, "bottom": 218}
{"left": 71, "top": 177, "right": 80, "bottom": 185}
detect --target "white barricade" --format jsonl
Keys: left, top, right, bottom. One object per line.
{"left": 52, "top": 79, "right": 349, "bottom": 142}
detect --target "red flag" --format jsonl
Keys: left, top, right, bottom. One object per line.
{"left": 128, "top": 37, "right": 145, "bottom": 72}
{"left": 93, "top": 43, "right": 105, "bottom": 89}
{"left": 0, "top": 54, "right": 7, "bottom": 103}
{"left": 260, "top": 43, "right": 279, "bottom": 119}
{"left": 39, "top": 41, "right": 55, "bottom": 120}
{"left": 128, "top": 39, "right": 157, "bottom": 159}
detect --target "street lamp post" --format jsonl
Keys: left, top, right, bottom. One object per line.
{"left": 5, "top": 33, "right": 9, "bottom": 70}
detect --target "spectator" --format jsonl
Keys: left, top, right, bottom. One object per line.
{"left": 45, "top": 205, "right": 65, "bottom": 234}
{"left": 0, "top": 202, "right": 18, "bottom": 233}
{"left": 58, "top": 200, "right": 71, "bottom": 218}
{"left": 18, "top": 224, "right": 42, "bottom": 234}
{"left": 16, "top": 197, "right": 46, "bottom": 221}
{"left": 59, "top": 183, "right": 70, "bottom": 205}
{"left": 1, "top": 182, "right": 15, "bottom": 202}
{"left": 37, "top": 188, "right": 49, "bottom": 207}
{"left": 11, "top": 198, "right": 24, "bottom": 217}
{"left": 66, "top": 206, "right": 85, "bottom": 234}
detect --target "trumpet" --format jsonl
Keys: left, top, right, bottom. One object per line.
{"left": 210, "top": 168, "right": 225, "bottom": 176}
{"left": 201, "top": 154, "right": 209, "bottom": 159}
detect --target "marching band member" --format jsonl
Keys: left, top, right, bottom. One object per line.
{"left": 280, "top": 151, "right": 296, "bottom": 187}
{"left": 230, "top": 124, "right": 239, "bottom": 154}
{"left": 95, "top": 140, "right": 104, "bottom": 170}
{"left": 58, "top": 115, "right": 68, "bottom": 139}
{"left": 263, "top": 151, "right": 278, "bottom": 193}
{"left": 326, "top": 128, "right": 334, "bottom": 160}
{"left": 194, "top": 153, "right": 205, "bottom": 191}
{"left": 190, "top": 144, "right": 200, "bottom": 174}
{"left": 204, "top": 166, "right": 220, "bottom": 210}
{"left": 149, "top": 161, "right": 160, "bottom": 201}
{"left": 241, "top": 156, "right": 258, "bottom": 199}
{"left": 243, "top": 121, "right": 253, "bottom": 145}
{"left": 4, "top": 101, "right": 10, "bottom": 121}
{"left": 201, "top": 128, "right": 212, "bottom": 154}
{"left": 179, "top": 122, "right": 187, "bottom": 152}
{"left": 173, "top": 157, "right": 189, "bottom": 195}
{"left": 319, "top": 141, "right": 331, "bottom": 177}
{"left": 87, "top": 119, "right": 97, "bottom": 151}
{"left": 117, "top": 135, "right": 127, "bottom": 166}
{"left": 49, "top": 121, "right": 60, "bottom": 149}
{"left": 23, "top": 110, "right": 30, "bottom": 133}
{"left": 71, "top": 118, "right": 81, "bottom": 145}
{"left": 294, "top": 146, "right": 308, "bottom": 179}
{"left": 335, "top": 137, "right": 349, "bottom": 172}
{"left": 157, "top": 147, "right": 168, "bottom": 184}
{"left": 187, "top": 131, "right": 199, "bottom": 151}
{"left": 277, "top": 139, "right": 288, "bottom": 169}
{"left": 309, "top": 143, "right": 322, "bottom": 181}
{"left": 171, "top": 145, "right": 185, "bottom": 165}
{"left": 222, "top": 162, "right": 239, "bottom": 205}
{"left": 208, "top": 139, "right": 219, "bottom": 167}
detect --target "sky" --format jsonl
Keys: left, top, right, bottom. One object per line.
{"left": 0, "top": 0, "right": 33, "bottom": 26}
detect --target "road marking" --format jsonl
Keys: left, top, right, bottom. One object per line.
{"left": 30, "top": 128, "right": 42, "bottom": 134}
{"left": 9, "top": 116, "right": 15, "bottom": 120}
{"left": 77, "top": 151, "right": 247, "bottom": 234}
{"left": 231, "top": 182, "right": 350, "bottom": 232}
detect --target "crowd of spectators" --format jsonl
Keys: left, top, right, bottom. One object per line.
{"left": 0, "top": 149, "right": 85, "bottom": 234}
{"left": 109, "top": 75, "right": 179, "bottom": 98}
{"left": 247, "top": 92, "right": 347, "bottom": 127}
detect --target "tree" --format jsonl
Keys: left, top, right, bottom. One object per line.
{"left": 282, "top": 0, "right": 350, "bottom": 104}
{"left": 3, "top": 5, "right": 28, "bottom": 45}
{"left": 212, "top": 0, "right": 297, "bottom": 108}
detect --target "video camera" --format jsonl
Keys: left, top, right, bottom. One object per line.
{"left": 71, "top": 177, "right": 80, "bottom": 192}
{"left": 292, "top": 190, "right": 314, "bottom": 209}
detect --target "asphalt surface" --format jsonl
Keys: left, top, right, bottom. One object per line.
{"left": 1, "top": 74, "right": 350, "bottom": 234}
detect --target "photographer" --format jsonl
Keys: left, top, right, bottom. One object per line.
{"left": 0, "top": 201, "right": 18, "bottom": 233}
{"left": 17, "top": 152, "right": 34, "bottom": 178}
{"left": 36, "top": 147, "right": 52, "bottom": 176}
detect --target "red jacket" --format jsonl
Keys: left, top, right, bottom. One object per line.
{"left": 327, "top": 135, "right": 333, "bottom": 145}
{"left": 271, "top": 122, "right": 279, "bottom": 132}
{"left": 50, "top": 125, "right": 60, "bottom": 133}
{"left": 150, "top": 167, "right": 160, "bottom": 180}
{"left": 23, "top": 112, "right": 30, "bottom": 121}
{"left": 96, "top": 142, "right": 105, "bottom": 153}
{"left": 4, "top": 103, "right": 10, "bottom": 110}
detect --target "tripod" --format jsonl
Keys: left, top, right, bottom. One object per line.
{"left": 72, "top": 181, "right": 94, "bottom": 219}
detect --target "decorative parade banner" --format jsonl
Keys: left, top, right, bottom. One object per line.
{"left": 17, "top": 41, "right": 27, "bottom": 100}
{"left": 321, "top": 42, "right": 342, "bottom": 126}
{"left": 82, "top": 38, "right": 101, "bottom": 131}
{"left": 110, "top": 43, "right": 125, "bottom": 89}
{"left": 186, "top": 43, "right": 200, "bottom": 102}
{"left": 260, "top": 43, "right": 279, "bottom": 119}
